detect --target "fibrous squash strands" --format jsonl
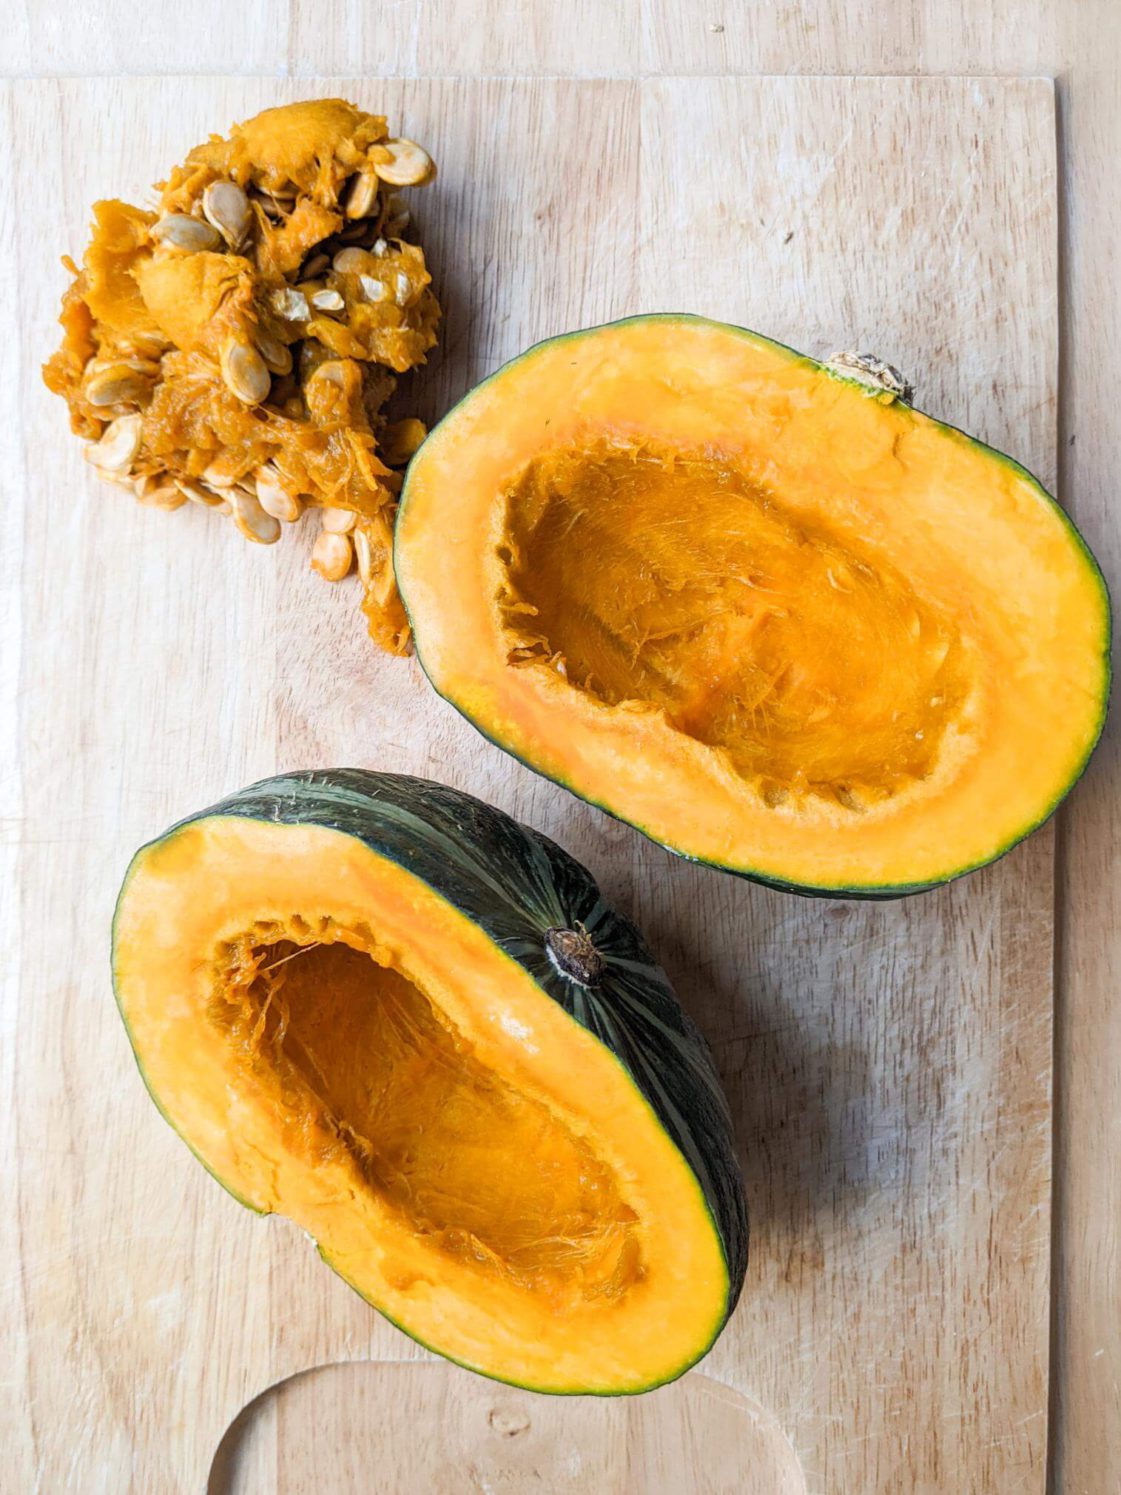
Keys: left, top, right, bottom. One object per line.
{"left": 44, "top": 99, "right": 439, "bottom": 654}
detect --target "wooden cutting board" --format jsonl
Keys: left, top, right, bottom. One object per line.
{"left": 0, "top": 75, "right": 1057, "bottom": 1493}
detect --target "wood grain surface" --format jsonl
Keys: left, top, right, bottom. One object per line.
{"left": 9, "top": 18, "right": 1120, "bottom": 1495}
{"left": 0, "top": 73, "right": 1066, "bottom": 1493}
{"left": 210, "top": 1365, "right": 809, "bottom": 1494}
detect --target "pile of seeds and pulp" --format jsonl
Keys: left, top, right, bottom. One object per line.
{"left": 43, "top": 99, "right": 440, "bottom": 653}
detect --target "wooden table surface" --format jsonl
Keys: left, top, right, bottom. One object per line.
{"left": 2, "top": 4, "right": 1117, "bottom": 1493}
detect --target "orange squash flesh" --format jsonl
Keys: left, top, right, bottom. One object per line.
{"left": 113, "top": 814, "right": 730, "bottom": 1391}
{"left": 397, "top": 316, "right": 1111, "bottom": 893}
{"left": 502, "top": 439, "right": 970, "bottom": 804}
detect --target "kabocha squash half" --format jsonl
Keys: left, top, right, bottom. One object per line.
{"left": 112, "top": 770, "right": 747, "bottom": 1393}
{"left": 396, "top": 315, "right": 1111, "bottom": 895}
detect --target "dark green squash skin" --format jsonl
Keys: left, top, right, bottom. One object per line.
{"left": 112, "top": 768, "right": 748, "bottom": 1393}
{"left": 397, "top": 314, "right": 1112, "bottom": 900}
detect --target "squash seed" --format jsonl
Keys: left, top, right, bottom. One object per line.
{"left": 85, "top": 365, "right": 151, "bottom": 407}
{"left": 302, "top": 251, "right": 330, "bottom": 279}
{"left": 255, "top": 328, "right": 293, "bottom": 375}
{"left": 141, "top": 479, "right": 189, "bottom": 511}
{"left": 202, "top": 181, "right": 252, "bottom": 249}
{"left": 305, "top": 361, "right": 347, "bottom": 396}
{"left": 87, "top": 355, "right": 161, "bottom": 378}
{"left": 310, "top": 289, "right": 345, "bottom": 313}
{"left": 270, "top": 286, "right": 310, "bottom": 321}
{"left": 344, "top": 170, "right": 380, "bottom": 220}
{"left": 353, "top": 527, "right": 373, "bottom": 586}
{"left": 152, "top": 213, "right": 222, "bottom": 252}
{"left": 137, "top": 356, "right": 162, "bottom": 374}
{"left": 311, "top": 530, "right": 353, "bottom": 580}
{"left": 374, "top": 139, "right": 433, "bottom": 187}
{"left": 332, "top": 247, "right": 369, "bottom": 274}
{"left": 230, "top": 488, "right": 281, "bottom": 544}
{"left": 359, "top": 274, "right": 388, "bottom": 303}
{"left": 84, "top": 412, "right": 143, "bottom": 471}
{"left": 175, "top": 477, "right": 227, "bottom": 509}
{"left": 345, "top": 221, "right": 383, "bottom": 246}
{"left": 253, "top": 189, "right": 294, "bottom": 222}
{"left": 255, "top": 467, "right": 303, "bottom": 523}
{"left": 200, "top": 458, "right": 241, "bottom": 489}
{"left": 221, "top": 338, "right": 271, "bottom": 405}
{"left": 321, "top": 506, "right": 356, "bottom": 534}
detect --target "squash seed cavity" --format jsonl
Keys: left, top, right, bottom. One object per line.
{"left": 498, "top": 439, "right": 971, "bottom": 810}
{"left": 210, "top": 925, "right": 643, "bottom": 1309}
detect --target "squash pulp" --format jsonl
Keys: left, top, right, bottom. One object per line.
{"left": 43, "top": 100, "right": 440, "bottom": 651}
